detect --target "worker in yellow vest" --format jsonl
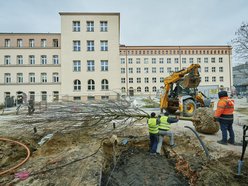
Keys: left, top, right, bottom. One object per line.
{"left": 147, "top": 112, "right": 159, "bottom": 155}
{"left": 156, "top": 112, "right": 179, "bottom": 154}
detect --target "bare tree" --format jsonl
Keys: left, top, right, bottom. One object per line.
{"left": 232, "top": 22, "right": 248, "bottom": 62}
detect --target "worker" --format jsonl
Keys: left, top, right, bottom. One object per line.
{"left": 147, "top": 112, "right": 159, "bottom": 155}
{"left": 214, "top": 90, "right": 235, "bottom": 145}
{"left": 156, "top": 113, "right": 179, "bottom": 154}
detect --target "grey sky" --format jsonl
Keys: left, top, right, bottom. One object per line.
{"left": 1, "top": 0, "right": 248, "bottom": 62}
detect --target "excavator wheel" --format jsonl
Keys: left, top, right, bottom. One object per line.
{"left": 183, "top": 99, "right": 196, "bottom": 117}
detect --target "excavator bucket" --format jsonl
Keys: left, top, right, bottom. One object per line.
{"left": 180, "top": 74, "right": 201, "bottom": 88}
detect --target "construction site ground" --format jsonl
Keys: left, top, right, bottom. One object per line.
{"left": 0, "top": 97, "right": 248, "bottom": 185}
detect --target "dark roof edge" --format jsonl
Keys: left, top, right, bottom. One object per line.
{"left": 59, "top": 12, "right": 120, "bottom": 16}
{"left": 0, "top": 33, "right": 61, "bottom": 35}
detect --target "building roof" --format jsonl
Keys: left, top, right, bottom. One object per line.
{"left": 59, "top": 12, "right": 120, "bottom": 16}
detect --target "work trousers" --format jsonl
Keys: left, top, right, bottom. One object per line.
{"left": 220, "top": 121, "right": 235, "bottom": 143}
{"left": 149, "top": 133, "right": 158, "bottom": 153}
{"left": 156, "top": 130, "right": 174, "bottom": 154}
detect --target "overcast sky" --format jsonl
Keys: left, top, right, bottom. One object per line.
{"left": 1, "top": 0, "right": 247, "bottom": 63}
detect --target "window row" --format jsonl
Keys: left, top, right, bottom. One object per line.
{"left": 2, "top": 38, "right": 59, "bottom": 48}
{"left": 73, "top": 60, "right": 108, "bottom": 72}
{"left": 73, "top": 21, "right": 108, "bottom": 32}
{"left": 120, "top": 49, "right": 229, "bottom": 55}
{"left": 204, "top": 76, "right": 224, "bottom": 82}
{"left": 120, "top": 57, "right": 223, "bottom": 65}
{"left": 120, "top": 86, "right": 159, "bottom": 93}
{"left": 3, "top": 73, "right": 59, "bottom": 84}
{"left": 73, "top": 79, "right": 109, "bottom": 91}
{"left": 73, "top": 40, "right": 108, "bottom": 51}
{"left": 2, "top": 55, "right": 59, "bottom": 65}
{"left": 120, "top": 66, "right": 224, "bottom": 74}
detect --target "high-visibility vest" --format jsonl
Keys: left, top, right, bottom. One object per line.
{"left": 214, "top": 97, "right": 234, "bottom": 118}
{"left": 158, "top": 116, "right": 171, "bottom": 131}
{"left": 148, "top": 118, "right": 158, "bottom": 134}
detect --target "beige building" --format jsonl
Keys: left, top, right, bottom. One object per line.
{"left": 0, "top": 12, "right": 232, "bottom": 105}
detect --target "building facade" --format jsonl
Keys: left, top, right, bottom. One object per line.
{"left": 0, "top": 12, "right": 232, "bottom": 105}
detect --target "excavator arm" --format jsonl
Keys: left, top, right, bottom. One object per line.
{"left": 160, "top": 64, "right": 201, "bottom": 111}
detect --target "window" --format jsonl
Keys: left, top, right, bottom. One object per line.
{"left": 41, "top": 55, "right": 47, "bottom": 64}
{"left": 4, "top": 56, "right": 11, "bottom": 65}
{"left": 73, "top": 40, "right": 81, "bottom": 51}
{"left": 219, "top": 67, "right": 223, "bottom": 72}
{"left": 144, "top": 77, "right": 149, "bottom": 83}
{"left": 101, "top": 79, "right": 109, "bottom": 90}
{"left": 121, "top": 78, "right": 125, "bottom": 83}
{"left": 136, "top": 67, "right": 141, "bottom": 73}
{"left": 53, "top": 55, "right": 59, "bottom": 64}
{"left": 167, "top": 67, "right": 172, "bottom": 73}
{"left": 204, "top": 58, "right": 208, "bottom": 63}
{"left": 212, "top": 67, "right": 216, "bottom": 72}
{"left": 212, "top": 76, "right": 216, "bottom": 82}
{"left": 100, "top": 21, "right": 108, "bottom": 32}
{"left": 189, "top": 58, "right": 193, "bottom": 64}
{"left": 17, "top": 55, "right": 23, "bottom": 65}
{"left": 160, "top": 77, "right": 164, "bottom": 83}
{"left": 29, "top": 91, "right": 35, "bottom": 101}
{"left": 53, "top": 39, "right": 59, "bottom": 47}
{"left": 152, "top": 86, "right": 157, "bottom": 92}
{"left": 121, "top": 68, "right": 125, "bottom": 74}
{"left": 167, "top": 58, "right": 171, "bottom": 64}
{"left": 100, "top": 40, "right": 108, "bottom": 51}
{"left": 174, "top": 58, "right": 178, "bottom": 64}
{"left": 211, "top": 58, "right": 215, "bottom": 63}
{"left": 4, "top": 73, "right": 11, "bottom": 83}
{"left": 87, "top": 96, "right": 95, "bottom": 101}
{"left": 29, "top": 39, "right": 35, "bottom": 47}
{"left": 73, "top": 60, "right": 81, "bottom": 72}
{"left": 120, "top": 58, "right": 125, "bottom": 64}
{"left": 160, "top": 67, "right": 164, "bottom": 73}
{"left": 137, "top": 78, "right": 141, "bottom": 83}
{"left": 128, "top": 58, "right": 133, "bottom": 64}
{"left": 41, "top": 73, "right": 47, "bottom": 83}
{"left": 29, "top": 73, "right": 35, "bottom": 83}
{"left": 152, "top": 58, "right": 156, "bottom": 64}
{"left": 136, "top": 58, "right": 141, "bottom": 64}
{"left": 53, "top": 91, "right": 59, "bottom": 102}
{"left": 219, "top": 76, "right": 224, "bottom": 82}
{"left": 219, "top": 57, "right": 223, "bottom": 63}
{"left": 182, "top": 58, "right": 186, "bottom": 63}
{"left": 41, "top": 91, "right": 47, "bottom": 101}
{"left": 87, "top": 40, "right": 94, "bottom": 51}
{"left": 73, "top": 79, "right": 81, "bottom": 91}
{"left": 5, "top": 39, "right": 10, "bottom": 47}
{"left": 128, "top": 68, "right": 133, "bottom": 73}
{"left": 29, "top": 55, "right": 35, "bottom": 65}
{"left": 17, "top": 39, "right": 23, "bottom": 47}
{"left": 152, "top": 77, "right": 156, "bottom": 83}
{"left": 205, "top": 77, "right": 209, "bottom": 82}
{"left": 17, "top": 73, "right": 23, "bottom": 83}
{"left": 41, "top": 39, "right": 46, "bottom": 47}
{"left": 175, "top": 67, "right": 179, "bottom": 71}
{"left": 145, "top": 87, "right": 149, "bottom": 92}
{"left": 101, "top": 96, "right": 109, "bottom": 100}
{"left": 204, "top": 67, "right": 208, "bottom": 72}
{"left": 53, "top": 73, "right": 59, "bottom": 82}
{"left": 152, "top": 67, "right": 156, "bottom": 73}
{"left": 144, "top": 58, "right": 149, "bottom": 64}
{"left": 101, "top": 60, "right": 108, "bottom": 71}
{"left": 88, "top": 79, "right": 95, "bottom": 91}
{"left": 73, "top": 21, "right": 80, "bottom": 32}
{"left": 87, "top": 60, "right": 95, "bottom": 71}
{"left": 137, "top": 87, "right": 141, "bottom": 92}
{"left": 129, "top": 78, "right": 133, "bottom": 83}
{"left": 144, "top": 67, "right": 149, "bottom": 73}
{"left": 87, "top": 21, "right": 94, "bottom": 32}
{"left": 197, "top": 58, "right": 201, "bottom": 63}
{"left": 158, "top": 58, "right": 164, "bottom": 64}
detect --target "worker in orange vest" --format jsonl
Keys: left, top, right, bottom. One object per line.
{"left": 214, "top": 90, "right": 235, "bottom": 145}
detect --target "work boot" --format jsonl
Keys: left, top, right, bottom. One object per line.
{"left": 227, "top": 139, "right": 235, "bottom": 145}
{"left": 170, "top": 144, "right": 176, "bottom": 148}
{"left": 217, "top": 140, "right": 228, "bottom": 145}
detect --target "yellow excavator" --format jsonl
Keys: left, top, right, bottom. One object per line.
{"left": 160, "top": 64, "right": 213, "bottom": 117}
